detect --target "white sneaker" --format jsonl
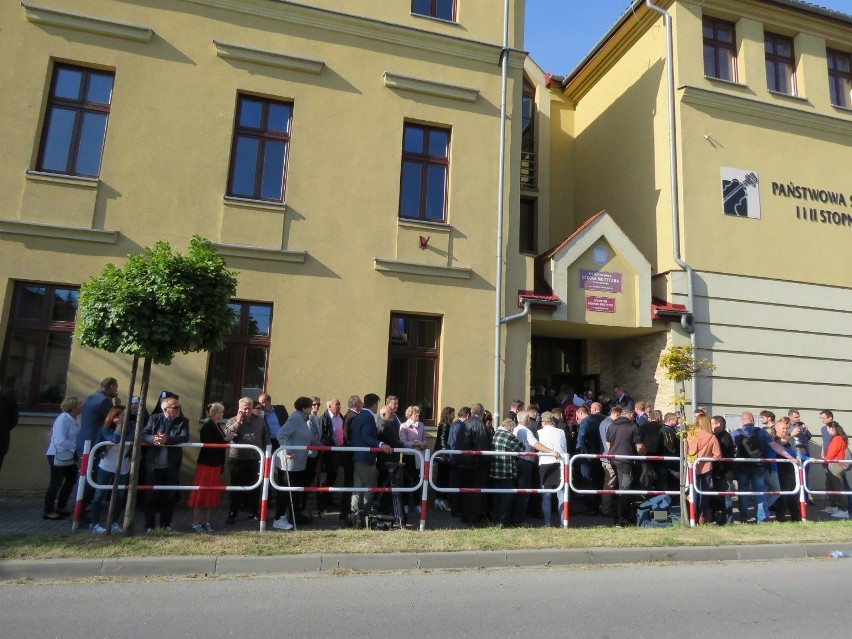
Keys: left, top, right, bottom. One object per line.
{"left": 832, "top": 510, "right": 850, "bottom": 519}
{"left": 822, "top": 506, "right": 839, "bottom": 515}
{"left": 110, "top": 522, "right": 121, "bottom": 534}
{"left": 90, "top": 523, "right": 106, "bottom": 534}
{"left": 273, "top": 516, "right": 294, "bottom": 531}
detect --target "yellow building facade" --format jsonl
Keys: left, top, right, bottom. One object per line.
{"left": 0, "top": 0, "right": 527, "bottom": 490}
{"left": 2, "top": 0, "right": 850, "bottom": 492}
{"left": 519, "top": 0, "right": 851, "bottom": 431}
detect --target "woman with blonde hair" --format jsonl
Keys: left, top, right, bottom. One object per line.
{"left": 188, "top": 402, "right": 234, "bottom": 533}
{"left": 687, "top": 414, "right": 722, "bottom": 524}
{"left": 43, "top": 396, "right": 82, "bottom": 520}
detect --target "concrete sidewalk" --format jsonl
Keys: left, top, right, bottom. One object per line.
{"left": 0, "top": 542, "right": 844, "bottom": 581}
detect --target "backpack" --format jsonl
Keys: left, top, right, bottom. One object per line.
{"left": 738, "top": 429, "right": 764, "bottom": 459}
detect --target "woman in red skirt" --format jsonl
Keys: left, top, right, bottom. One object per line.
{"left": 188, "top": 403, "right": 234, "bottom": 532}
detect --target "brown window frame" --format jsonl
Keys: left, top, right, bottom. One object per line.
{"left": 203, "top": 300, "right": 273, "bottom": 417}
{"left": 398, "top": 123, "right": 450, "bottom": 223}
{"left": 827, "top": 49, "right": 852, "bottom": 108}
{"left": 0, "top": 282, "right": 79, "bottom": 412}
{"left": 703, "top": 16, "right": 737, "bottom": 82}
{"left": 36, "top": 63, "right": 114, "bottom": 178}
{"left": 226, "top": 94, "right": 293, "bottom": 203}
{"left": 411, "top": 0, "right": 455, "bottom": 22}
{"left": 386, "top": 313, "right": 441, "bottom": 425}
{"left": 519, "top": 197, "right": 537, "bottom": 254}
{"left": 765, "top": 32, "right": 797, "bottom": 95}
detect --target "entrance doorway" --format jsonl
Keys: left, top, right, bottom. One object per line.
{"left": 530, "top": 337, "right": 599, "bottom": 401}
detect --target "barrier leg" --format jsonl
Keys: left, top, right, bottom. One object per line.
{"left": 259, "top": 445, "right": 271, "bottom": 532}
{"left": 798, "top": 465, "right": 808, "bottom": 522}
{"left": 71, "top": 441, "right": 91, "bottom": 533}
{"left": 687, "top": 465, "right": 696, "bottom": 528}
{"left": 419, "top": 452, "right": 429, "bottom": 531}
{"left": 561, "top": 454, "right": 570, "bottom": 529}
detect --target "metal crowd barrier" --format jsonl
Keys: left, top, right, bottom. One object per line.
{"left": 265, "top": 445, "right": 426, "bottom": 531}
{"left": 429, "top": 450, "right": 569, "bottom": 528}
{"left": 802, "top": 458, "right": 852, "bottom": 499}
{"left": 690, "top": 456, "right": 803, "bottom": 526}
{"left": 73, "top": 440, "right": 264, "bottom": 532}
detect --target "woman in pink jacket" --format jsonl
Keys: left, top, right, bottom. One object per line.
{"left": 688, "top": 415, "right": 722, "bottom": 524}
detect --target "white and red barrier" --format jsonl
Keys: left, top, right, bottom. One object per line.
{"left": 74, "top": 440, "right": 265, "bottom": 532}
{"left": 429, "top": 450, "right": 569, "bottom": 528}
{"left": 802, "top": 458, "right": 852, "bottom": 512}
{"left": 268, "top": 445, "right": 425, "bottom": 530}
{"left": 690, "top": 456, "right": 802, "bottom": 526}
{"left": 568, "top": 453, "right": 680, "bottom": 497}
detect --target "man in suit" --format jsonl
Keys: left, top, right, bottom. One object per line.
{"left": 457, "top": 403, "right": 492, "bottom": 525}
{"left": 336, "top": 395, "right": 361, "bottom": 520}
{"left": 613, "top": 385, "right": 634, "bottom": 411}
{"left": 141, "top": 396, "right": 189, "bottom": 531}
{"left": 77, "top": 377, "right": 119, "bottom": 457}
{"left": 348, "top": 393, "right": 391, "bottom": 525}
{"left": 258, "top": 393, "right": 288, "bottom": 450}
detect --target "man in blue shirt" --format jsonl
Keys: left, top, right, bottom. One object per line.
{"left": 734, "top": 411, "right": 798, "bottom": 523}
{"left": 348, "top": 393, "right": 391, "bottom": 525}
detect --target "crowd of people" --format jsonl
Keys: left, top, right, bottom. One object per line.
{"left": 38, "top": 377, "right": 852, "bottom": 533}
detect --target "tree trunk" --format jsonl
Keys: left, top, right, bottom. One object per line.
{"left": 122, "top": 356, "right": 152, "bottom": 534}
{"left": 106, "top": 355, "right": 138, "bottom": 534}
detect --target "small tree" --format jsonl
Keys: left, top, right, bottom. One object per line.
{"left": 658, "top": 345, "right": 715, "bottom": 418}
{"left": 77, "top": 236, "right": 238, "bottom": 533}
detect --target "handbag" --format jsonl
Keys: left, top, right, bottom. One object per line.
{"left": 54, "top": 447, "right": 75, "bottom": 467}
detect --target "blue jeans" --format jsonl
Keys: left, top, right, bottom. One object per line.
{"left": 737, "top": 464, "right": 767, "bottom": 522}
{"left": 90, "top": 467, "right": 128, "bottom": 527}
{"left": 713, "top": 475, "right": 735, "bottom": 524}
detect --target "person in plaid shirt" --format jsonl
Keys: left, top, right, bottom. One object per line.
{"left": 490, "top": 418, "right": 526, "bottom": 527}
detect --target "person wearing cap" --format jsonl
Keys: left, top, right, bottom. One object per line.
{"left": 128, "top": 395, "right": 149, "bottom": 430}
{"left": 141, "top": 395, "right": 189, "bottom": 531}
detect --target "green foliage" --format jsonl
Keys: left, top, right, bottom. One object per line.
{"left": 76, "top": 236, "right": 238, "bottom": 365}
{"left": 658, "top": 345, "right": 715, "bottom": 384}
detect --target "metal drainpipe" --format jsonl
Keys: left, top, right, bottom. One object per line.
{"left": 645, "top": 0, "right": 697, "bottom": 415}
{"left": 493, "top": 0, "right": 510, "bottom": 424}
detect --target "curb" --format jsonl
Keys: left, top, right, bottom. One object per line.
{"left": 0, "top": 543, "right": 841, "bottom": 580}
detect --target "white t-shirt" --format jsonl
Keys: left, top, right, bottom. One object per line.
{"left": 536, "top": 425, "right": 566, "bottom": 466}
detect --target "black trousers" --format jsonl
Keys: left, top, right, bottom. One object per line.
{"left": 144, "top": 467, "right": 178, "bottom": 529}
{"left": 228, "top": 459, "right": 261, "bottom": 516}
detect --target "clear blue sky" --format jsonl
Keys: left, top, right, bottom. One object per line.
{"left": 524, "top": 0, "right": 852, "bottom": 76}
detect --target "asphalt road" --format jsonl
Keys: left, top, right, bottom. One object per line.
{"left": 3, "top": 559, "right": 850, "bottom": 638}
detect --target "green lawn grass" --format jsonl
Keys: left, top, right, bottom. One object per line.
{"left": 2, "top": 521, "right": 850, "bottom": 560}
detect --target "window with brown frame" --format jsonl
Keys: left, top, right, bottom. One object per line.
{"left": 0, "top": 282, "right": 78, "bottom": 411}
{"left": 519, "top": 197, "right": 537, "bottom": 254}
{"left": 765, "top": 32, "right": 796, "bottom": 95}
{"left": 203, "top": 301, "right": 272, "bottom": 417}
{"left": 227, "top": 95, "right": 293, "bottom": 202}
{"left": 411, "top": 0, "right": 455, "bottom": 21}
{"left": 828, "top": 49, "right": 852, "bottom": 108}
{"left": 36, "top": 64, "right": 114, "bottom": 177}
{"left": 703, "top": 16, "right": 737, "bottom": 82}
{"left": 399, "top": 123, "right": 450, "bottom": 223}
{"left": 386, "top": 314, "right": 441, "bottom": 424}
